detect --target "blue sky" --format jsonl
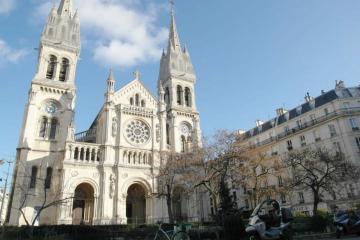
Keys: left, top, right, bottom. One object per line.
{"left": 1, "top": 0, "right": 360, "bottom": 163}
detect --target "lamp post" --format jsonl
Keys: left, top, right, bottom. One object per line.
{"left": 0, "top": 160, "right": 12, "bottom": 225}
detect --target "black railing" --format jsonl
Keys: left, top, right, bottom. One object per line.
{"left": 75, "top": 128, "right": 97, "bottom": 143}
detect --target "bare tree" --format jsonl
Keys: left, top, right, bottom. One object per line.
{"left": 155, "top": 151, "right": 193, "bottom": 224}
{"left": 14, "top": 161, "right": 73, "bottom": 226}
{"left": 284, "top": 148, "right": 360, "bottom": 215}
{"left": 191, "top": 130, "right": 244, "bottom": 218}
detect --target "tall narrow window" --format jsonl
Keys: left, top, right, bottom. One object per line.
{"left": 184, "top": 87, "right": 191, "bottom": 107}
{"left": 135, "top": 94, "right": 140, "bottom": 106}
{"left": 286, "top": 140, "right": 293, "bottom": 151}
{"left": 39, "top": 117, "right": 48, "bottom": 138}
{"left": 181, "top": 135, "right": 186, "bottom": 153}
{"left": 46, "top": 55, "right": 57, "bottom": 79}
{"left": 59, "top": 58, "right": 69, "bottom": 82}
{"left": 298, "top": 192, "right": 305, "bottom": 204}
{"left": 130, "top": 97, "right": 134, "bottom": 105}
{"left": 166, "top": 124, "right": 170, "bottom": 145}
{"left": 74, "top": 147, "right": 79, "bottom": 160}
{"left": 49, "top": 118, "right": 58, "bottom": 139}
{"left": 30, "top": 166, "right": 38, "bottom": 188}
{"left": 45, "top": 167, "right": 53, "bottom": 189}
{"left": 177, "top": 85, "right": 183, "bottom": 105}
{"left": 300, "top": 135, "right": 306, "bottom": 146}
{"left": 349, "top": 118, "right": 359, "bottom": 131}
{"left": 328, "top": 124, "right": 337, "bottom": 137}
{"left": 278, "top": 176, "right": 283, "bottom": 187}
{"left": 141, "top": 100, "right": 146, "bottom": 107}
{"left": 165, "top": 87, "right": 170, "bottom": 105}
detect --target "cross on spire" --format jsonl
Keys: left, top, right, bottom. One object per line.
{"left": 170, "top": 0, "right": 175, "bottom": 15}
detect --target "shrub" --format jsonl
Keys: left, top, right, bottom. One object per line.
{"left": 309, "top": 215, "right": 328, "bottom": 233}
{"left": 223, "top": 213, "right": 246, "bottom": 240}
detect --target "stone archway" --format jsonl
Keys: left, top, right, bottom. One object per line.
{"left": 72, "top": 183, "right": 94, "bottom": 225}
{"left": 126, "top": 184, "right": 146, "bottom": 224}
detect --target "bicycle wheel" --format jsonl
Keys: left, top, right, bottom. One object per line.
{"left": 145, "top": 232, "right": 169, "bottom": 240}
{"left": 172, "top": 231, "right": 190, "bottom": 240}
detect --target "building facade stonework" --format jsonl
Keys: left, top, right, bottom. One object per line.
{"left": 7, "top": 0, "right": 208, "bottom": 225}
{"left": 235, "top": 81, "right": 360, "bottom": 215}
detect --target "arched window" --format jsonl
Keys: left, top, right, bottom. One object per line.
{"left": 166, "top": 123, "right": 170, "bottom": 145}
{"left": 141, "top": 100, "right": 146, "bottom": 107}
{"left": 85, "top": 148, "right": 90, "bottom": 161}
{"left": 133, "top": 153, "right": 137, "bottom": 164}
{"left": 96, "top": 149, "right": 101, "bottom": 162}
{"left": 143, "top": 153, "right": 147, "bottom": 164}
{"left": 74, "top": 147, "right": 79, "bottom": 160}
{"left": 91, "top": 149, "right": 95, "bottom": 161}
{"left": 30, "top": 166, "right": 38, "bottom": 188}
{"left": 46, "top": 55, "right": 57, "bottom": 79}
{"left": 130, "top": 97, "right": 134, "bottom": 105}
{"left": 187, "top": 136, "right": 193, "bottom": 152}
{"left": 39, "top": 117, "right": 48, "bottom": 138}
{"left": 135, "top": 94, "right": 140, "bottom": 106}
{"left": 49, "top": 118, "right": 58, "bottom": 139}
{"left": 45, "top": 167, "right": 53, "bottom": 189}
{"left": 177, "top": 85, "right": 183, "bottom": 105}
{"left": 165, "top": 87, "right": 170, "bottom": 105}
{"left": 185, "top": 87, "right": 192, "bottom": 107}
{"left": 59, "top": 58, "right": 69, "bottom": 82}
{"left": 80, "top": 148, "right": 84, "bottom": 160}
{"left": 128, "top": 152, "right": 131, "bottom": 164}
{"left": 181, "top": 135, "right": 186, "bottom": 153}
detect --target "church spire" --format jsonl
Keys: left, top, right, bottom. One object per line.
{"left": 58, "top": 0, "right": 74, "bottom": 17}
{"left": 168, "top": 3, "right": 181, "bottom": 52}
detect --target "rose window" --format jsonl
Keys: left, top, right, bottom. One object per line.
{"left": 125, "top": 120, "right": 150, "bottom": 145}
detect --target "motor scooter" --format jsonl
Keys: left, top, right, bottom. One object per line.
{"left": 333, "top": 209, "right": 360, "bottom": 238}
{"left": 246, "top": 199, "right": 293, "bottom": 240}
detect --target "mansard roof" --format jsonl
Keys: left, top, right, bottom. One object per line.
{"left": 243, "top": 85, "right": 360, "bottom": 139}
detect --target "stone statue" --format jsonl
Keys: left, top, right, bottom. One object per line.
{"left": 109, "top": 174, "right": 115, "bottom": 198}
{"left": 112, "top": 117, "right": 117, "bottom": 137}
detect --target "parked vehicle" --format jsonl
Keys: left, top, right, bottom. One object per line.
{"left": 333, "top": 208, "right": 360, "bottom": 238}
{"left": 246, "top": 199, "right": 293, "bottom": 240}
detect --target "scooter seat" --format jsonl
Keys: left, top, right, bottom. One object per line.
{"left": 265, "top": 228, "right": 282, "bottom": 237}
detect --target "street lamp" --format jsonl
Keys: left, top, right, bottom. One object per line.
{"left": 0, "top": 160, "right": 12, "bottom": 225}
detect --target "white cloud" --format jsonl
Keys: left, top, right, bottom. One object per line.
{"left": 35, "top": 0, "right": 168, "bottom": 68}
{"left": 0, "top": 0, "right": 16, "bottom": 14}
{"left": 0, "top": 39, "right": 28, "bottom": 64}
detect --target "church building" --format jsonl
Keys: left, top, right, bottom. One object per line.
{"left": 7, "top": 0, "right": 207, "bottom": 225}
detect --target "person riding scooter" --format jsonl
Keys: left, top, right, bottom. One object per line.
{"left": 246, "top": 199, "right": 293, "bottom": 240}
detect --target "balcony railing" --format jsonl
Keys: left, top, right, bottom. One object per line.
{"left": 244, "top": 107, "right": 360, "bottom": 149}
{"left": 66, "top": 142, "right": 102, "bottom": 164}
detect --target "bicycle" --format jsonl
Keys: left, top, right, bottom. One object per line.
{"left": 145, "top": 221, "right": 191, "bottom": 240}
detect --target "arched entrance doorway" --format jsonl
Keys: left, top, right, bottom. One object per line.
{"left": 72, "top": 183, "right": 94, "bottom": 225}
{"left": 126, "top": 184, "right": 146, "bottom": 224}
{"left": 173, "top": 186, "right": 188, "bottom": 221}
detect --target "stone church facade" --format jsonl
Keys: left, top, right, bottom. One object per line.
{"left": 7, "top": 0, "right": 208, "bottom": 225}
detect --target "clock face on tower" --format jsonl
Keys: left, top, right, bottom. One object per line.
{"left": 180, "top": 122, "right": 191, "bottom": 137}
{"left": 45, "top": 102, "right": 57, "bottom": 114}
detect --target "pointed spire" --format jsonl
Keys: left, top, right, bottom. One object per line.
{"left": 108, "top": 68, "right": 115, "bottom": 81}
{"left": 106, "top": 68, "right": 115, "bottom": 94}
{"left": 168, "top": 4, "right": 181, "bottom": 52}
{"left": 58, "top": 0, "right": 73, "bottom": 17}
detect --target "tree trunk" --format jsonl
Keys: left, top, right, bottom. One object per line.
{"left": 312, "top": 189, "right": 320, "bottom": 216}
{"left": 166, "top": 186, "right": 174, "bottom": 224}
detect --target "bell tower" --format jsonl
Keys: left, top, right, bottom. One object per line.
{"left": 158, "top": 9, "right": 202, "bottom": 153}
{"left": 7, "top": 0, "right": 81, "bottom": 225}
